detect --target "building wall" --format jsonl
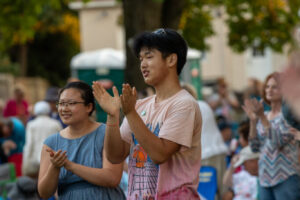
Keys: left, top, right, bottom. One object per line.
{"left": 201, "top": 14, "right": 248, "bottom": 91}
{"left": 79, "top": 6, "right": 124, "bottom": 52}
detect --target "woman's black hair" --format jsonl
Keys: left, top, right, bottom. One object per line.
{"left": 58, "top": 81, "right": 95, "bottom": 116}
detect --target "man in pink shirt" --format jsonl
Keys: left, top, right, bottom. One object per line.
{"left": 93, "top": 28, "right": 202, "bottom": 200}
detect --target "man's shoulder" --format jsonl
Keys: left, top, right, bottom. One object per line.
{"left": 173, "top": 90, "right": 199, "bottom": 108}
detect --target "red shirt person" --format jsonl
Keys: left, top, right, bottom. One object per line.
{"left": 3, "top": 88, "right": 29, "bottom": 125}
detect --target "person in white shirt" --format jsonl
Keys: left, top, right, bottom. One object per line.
{"left": 22, "top": 101, "right": 62, "bottom": 177}
{"left": 182, "top": 83, "right": 228, "bottom": 199}
{"left": 223, "top": 146, "right": 260, "bottom": 200}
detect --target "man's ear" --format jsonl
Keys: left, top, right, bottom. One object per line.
{"left": 167, "top": 53, "right": 178, "bottom": 68}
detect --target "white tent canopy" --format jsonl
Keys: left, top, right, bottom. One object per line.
{"left": 71, "top": 48, "right": 125, "bottom": 70}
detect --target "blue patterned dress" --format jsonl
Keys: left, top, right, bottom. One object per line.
{"left": 44, "top": 124, "right": 125, "bottom": 200}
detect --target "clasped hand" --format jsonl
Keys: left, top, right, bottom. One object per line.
{"left": 46, "top": 149, "right": 68, "bottom": 169}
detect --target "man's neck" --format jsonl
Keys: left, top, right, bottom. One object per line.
{"left": 154, "top": 78, "right": 182, "bottom": 103}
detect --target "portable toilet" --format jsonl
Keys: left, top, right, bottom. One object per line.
{"left": 70, "top": 48, "right": 125, "bottom": 122}
{"left": 181, "top": 48, "right": 203, "bottom": 99}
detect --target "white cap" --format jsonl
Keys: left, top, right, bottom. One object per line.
{"left": 34, "top": 101, "right": 51, "bottom": 116}
{"left": 233, "top": 146, "right": 260, "bottom": 168}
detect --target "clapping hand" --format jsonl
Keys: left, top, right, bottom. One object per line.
{"left": 242, "top": 99, "right": 258, "bottom": 122}
{"left": 46, "top": 149, "right": 67, "bottom": 169}
{"left": 280, "top": 66, "right": 300, "bottom": 118}
{"left": 242, "top": 98, "right": 264, "bottom": 122}
{"left": 120, "top": 84, "right": 137, "bottom": 115}
{"left": 92, "top": 81, "right": 121, "bottom": 117}
{"left": 289, "top": 128, "right": 300, "bottom": 141}
{"left": 250, "top": 98, "right": 264, "bottom": 117}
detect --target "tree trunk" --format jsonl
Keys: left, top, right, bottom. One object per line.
{"left": 19, "top": 44, "right": 28, "bottom": 76}
{"left": 161, "top": 0, "right": 187, "bottom": 29}
{"left": 122, "top": 0, "right": 186, "bottom": 91}
{"left": 123, "top": 0, "right": 162, "bottom": 91}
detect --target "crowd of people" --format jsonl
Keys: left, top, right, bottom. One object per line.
{"left": 0, "top": 28, "right": 299, "bottom": 200}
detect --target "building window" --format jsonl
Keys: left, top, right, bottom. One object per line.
{"left": 252, "top": 46, "right": 265, "bottom": 57}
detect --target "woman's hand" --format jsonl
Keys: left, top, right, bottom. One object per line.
{"left": 250, "top": 98, "right": 264, "bottom": 117}
{"left": 290, "top": 128, "right": 300, "bottom": 141}
{"left": 242, "top": 99, "right": 258, "bottom": 123}
{"left": 2, "top": 140, "right": 17, "bottom": 156}
{"left": 46, "top": 149, "right": 67, "bottom": 169}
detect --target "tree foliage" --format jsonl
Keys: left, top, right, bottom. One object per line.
{"left": 26, "top": 30, "right": 79, "bottom": 87}
{"left": 0, "top": 0, "right": 62, "bottom": 51}
{"left": 224, "top": 0, "right": 300, "bottom": 52}
{"left": 180, "top": 0, "right": 220, "bottom": 50}
{"left": 0, "top": 0, "right": 80, "bottom": 85}
{"left": 179, "top": 0, "right": 300, "bottom": 52}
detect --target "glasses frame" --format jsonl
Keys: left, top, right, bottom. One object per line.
{"left": 56, "top": 101, "right": 85, "bottom": 109}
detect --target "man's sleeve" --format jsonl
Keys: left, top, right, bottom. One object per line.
{"left": 158, "top": 100, "right": 199, "bottom": 148}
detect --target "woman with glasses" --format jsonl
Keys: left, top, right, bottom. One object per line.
{"left": 38, "top": 81, "right": 125, "bottom": 200}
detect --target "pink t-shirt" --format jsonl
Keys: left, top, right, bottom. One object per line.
{"left": 120, "top": 89, "right": 202, "bottom": 200}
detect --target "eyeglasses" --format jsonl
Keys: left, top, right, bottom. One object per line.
{"left": 153, "top": 28, "right": 167, "bottom": 35}
{"left": 56, "top": 101, "right": 85, "bottom": 108}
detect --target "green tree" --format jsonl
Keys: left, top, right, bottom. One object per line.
{"left": 180, "top": 0, "right": 221, "bottom": 50}
{"left": 0, "top": 0, "right": 80, "bottom": 86}
{"left": 224, "top": 0, "right": 300, "bottom": 52}
{"left": 0, "top": 0, "right": 62, "bottom": 76}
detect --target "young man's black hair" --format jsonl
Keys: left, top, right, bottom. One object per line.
{"left": 133, "top": 28, "right": 188, "bottom": 75}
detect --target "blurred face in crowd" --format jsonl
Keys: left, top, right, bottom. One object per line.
{"left": 48, "top": 101, "right": 57, "bottom": 112}
{"left": 57, "top": 88, "right": 92, "bottom": 126}
{"left": 221, "top": 127, "right": 232, "bottom": 142}
{"left": 14, "top": 89, "right": 24, "bottom": 102}
{"left": 244, "top": 158, "right": 259, "bottom": 176}
{"left": 265, "top": 77, "right": 281, "bottom": 103}
{"left": 2, "top": 125, "right": 12, "bottom": 137}
{"left": 218, "top": 83, "right": 227, "bottom": 97}
{"left": 238, "top": 133, "right": 248, "bottom": 147}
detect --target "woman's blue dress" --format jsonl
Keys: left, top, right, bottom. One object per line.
{"left": 44, "top": 124, "right": 125, "bottom": 200}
